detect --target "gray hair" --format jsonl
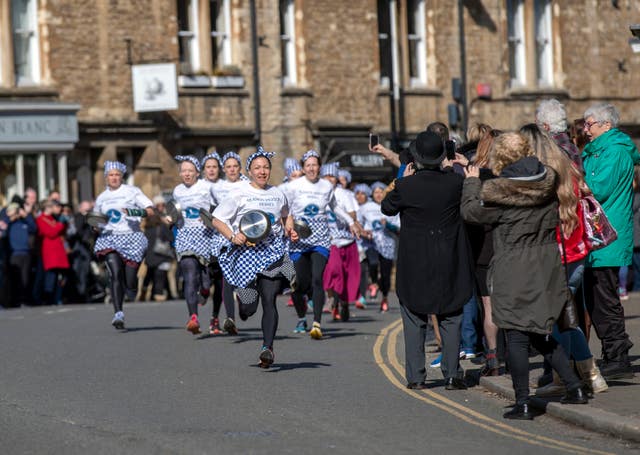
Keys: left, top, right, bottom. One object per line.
{"left": 584, "top": 103, "right": 620, "bottom": 128}
{"left": 536, "top": 99, "right": 567, "bottom": 133}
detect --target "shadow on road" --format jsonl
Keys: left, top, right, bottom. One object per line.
{"left": 257, "top": 361, "right": 332, "bottom": 372}
{"left": 121, "top": 326, "right": 182, "bottom": 332}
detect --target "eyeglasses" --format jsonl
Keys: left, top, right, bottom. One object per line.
{"left": 584, "top": 121, "right": 600, "bottom": 130}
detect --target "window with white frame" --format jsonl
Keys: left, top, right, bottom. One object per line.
{"left": 11, "top": 0, "right": 40, "bottom": 86}
{"left": 406, "top": 0, "right": 427, "bottom": 87}
{"left": 210, "top": 0, "right": 231, "bottom": 70}
{"left": 279, "top": 0, "right": 297, "bottom": 86}
{"left": 177, "top": 0, "right": 200, "bottom": 74}
{"left": 534, "top": 0, "right": 553, "bottom": 87}
{"left": 377, "top": 0, "right": 391, "bottom": 86}
{"left": 507, "top": 0, "right": 555, "bottom": 89}
{"left": 507, "top": 0, "right": 525, "bottom": 88}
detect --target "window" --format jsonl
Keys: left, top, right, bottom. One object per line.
{"left": 507, "top": 0, "right": 526, "bottom": 87}
{"left": 279, "top": 0, "right": 297, "bottom": 86}
{"left": 377, "top": 0, "right": 392, "bottom": 86}
{"left": 535, "top": 0, "right": 552, "bottom": 86}
{"left": 406, "top": 0, "right": 427, "bottom": 87}
{"left": 210, "top": 0, "right": 231, "bottom": 70}
{"left": 11, "top": 0, "right": 40, "bottom": 86}
{"left": 507, "top": 0, "right": 555, "bottom": 89}
{"left": 177, "top": 0, "right": 200, "bottom": 74}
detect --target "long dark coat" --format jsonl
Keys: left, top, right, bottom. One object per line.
{"left": 461, "top": 166, "right": 566, "bottom": 335}
{"left": 381, "top": 169, "right": 474, "bottom": 315}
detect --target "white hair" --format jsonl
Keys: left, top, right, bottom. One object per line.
{"left": 535, "top": 99, "right": 567, "bottom": 133}
{"left": 584, "top": 103, "right": 620, "bottom": 128}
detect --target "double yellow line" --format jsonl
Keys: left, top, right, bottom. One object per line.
{"left": 373, "top": 319, "right": 614, "bottom": 455}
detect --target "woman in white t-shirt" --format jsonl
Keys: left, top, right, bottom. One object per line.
{"left": 171, "top": 155, "right": 217, "bottom": 335}
{"left": 284, "top": 150, "right": 358, "bottom": 339}
{"left": 358, "top": 181, "right": 400, "bottom": 312}
{"left": 212, "top": 147, "right": 298, "bottom": 368}
{"left": 94, "top": 161, "right": 154, "bottom": 330}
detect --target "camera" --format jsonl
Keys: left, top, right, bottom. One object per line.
{"left": 369, "top": 133, "right": 379, "bottom": 148}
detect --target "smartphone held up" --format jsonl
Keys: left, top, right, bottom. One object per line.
{"left": 369, "top": 133, "right": 379, "bottom": 149}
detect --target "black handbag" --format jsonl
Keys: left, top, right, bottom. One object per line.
{"left": 557, "top": 225, "right": 579, "bottom": 332}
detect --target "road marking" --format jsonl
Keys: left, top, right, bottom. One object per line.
{"left": 374, "top": 319, "right": 614, "bottom": 455}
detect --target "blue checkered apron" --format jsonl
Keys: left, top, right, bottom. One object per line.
{"left": 94, "top": 231, "right": 148, "bottom": 263}
{"left": 373, "top": 229, "right": 398, "bottom": 260}
{"left": 289, "top": 215, "right": 331, "bottom": 253}
{"left": 327, "top": 210, "right": 354, "bottom": 243}
{"left": 175, "top": 225, "right": 214, "bottom": 265}
{"left": 215, "top": 232, "right": 287, "bottom": 288}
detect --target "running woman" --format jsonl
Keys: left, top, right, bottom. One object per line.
{"left": 358, "top": 181, "right": 400, "bottom": 312}
{"left": 171, "top": 155, "right": 217, "bottom": 335}
{"left": 211, "top": 147, "right": 298, "bottom": 368}
{"left": 321, "top": 163, "right": 362, "bottom": 321}
{"left": 94, "top": 161, "right": 154, "bottom": 329}
{"left": 284, "top": 150, "right": 359, "bottom": 339}
{"left": 353, "top": 183, "right": 372, "bottom": 309}
{"left": 201, "top": 151, "right": 237, "bottom": 335}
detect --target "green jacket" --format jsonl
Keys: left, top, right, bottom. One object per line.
{"left": 582, "top": 128, "right": 640, "bottom": 267}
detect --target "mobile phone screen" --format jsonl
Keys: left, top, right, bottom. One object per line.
{"left": 445, "top": 140, "right": 456, "bottom": 160}
{"left": 369, "top": 134, "right": 379, "bottom": 148}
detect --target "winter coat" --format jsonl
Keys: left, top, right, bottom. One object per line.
{"left": 144, "top": 214, "right": 174, "bottom": 268}
{"left": 6, "top": 213, "right": 36, "bottom": 256}
{"left": 381, "top": 168, "right": 474, "bottom": 316}
{"left": 582, "top": 128, "right": 640, "bottom": 267}
{"left": 36, "top": 213, "right": 70, "bottom": 271}
{"left": 461, "top": 158, "right": 567, "bottom": 335}
{"left": 633, "top": 192, "right": 640, "bottom": 249}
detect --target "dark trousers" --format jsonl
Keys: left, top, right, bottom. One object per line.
{"left": 583, "top": 266, "right": 633, "bottom": 361}
{"left": 9, "top": 254, "right": 31, "bottom": 306}
{"left": 366, "top": 249, "right": 393, "bottom": 297}
{"left": 505, "top": 329, "right": 581, "bottom": 405}
{"left": 399, "top": 303, "right": 463, "bottom": 383}
{"left": 292, "top": 252, "right": 328, "bottom": 324}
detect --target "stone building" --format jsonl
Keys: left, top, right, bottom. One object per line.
{"left": 0, "top": 0, "right": 639, "bottom": 205}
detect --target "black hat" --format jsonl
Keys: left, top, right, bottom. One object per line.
{"left": 412, "top": 131, "right": 445, "bottom": 166}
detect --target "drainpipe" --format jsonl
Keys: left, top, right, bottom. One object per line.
{"left": 250, "top": 0, "right": 261, "bottom": 145}
{"left": 457, "top": 0, "right": 468, "bottom": 136}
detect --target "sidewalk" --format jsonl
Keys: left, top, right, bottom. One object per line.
{"left": 476, "top": 292, "right": 640, "bottom": 442}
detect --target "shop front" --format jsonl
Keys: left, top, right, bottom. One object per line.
{"left": 0, "top": 102, "right": 79, "bottom": 204}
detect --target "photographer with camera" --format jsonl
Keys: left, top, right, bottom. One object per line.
{"left": 3, "top": 197, "right": 37, "bottom": 307}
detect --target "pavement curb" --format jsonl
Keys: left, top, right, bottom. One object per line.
{"left": 479, "top": 376, "right": 640, "bottom": 443}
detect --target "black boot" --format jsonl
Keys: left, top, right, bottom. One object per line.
{"left": 600, "top": 352, "right": 633, "bottom": 380}
{"left": 560, "top": 386, "right": 588, "bottom": 404}
{"left": 503, "top": 403, "right": 534, "bottom": 420}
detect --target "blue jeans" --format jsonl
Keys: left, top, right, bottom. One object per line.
{"left": 619, "top": 265, "right": 629, "bottom": 291}
{"left": 460, "top": 294, "right": 478, "bottom": 351}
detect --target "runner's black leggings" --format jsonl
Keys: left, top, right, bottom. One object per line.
{"left": 208, "top": 262, "right": 227, "bottom": 319}
{"left": 180, "top": 256, "right": 203, "bottom": 316}
{"left": 292, "top": 251, "right": 328, "bottom": 324}
{"left": 366, "top": 249, "right": 393, "bottom": 297}
{"left": 238, "top": 276, "right": 285, "bottom": 349}
{"left": 104, "top": 252, "right": 139, "bottom": 313}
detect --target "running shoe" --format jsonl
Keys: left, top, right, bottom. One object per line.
{"left": 460, "top": 349, "right": 477, "bottom": 360}
{"left": 209, "top": 317, "right": 222, "bottom": 335}
{"left": 368, "top": 284, "right": 378, "bottom": 299}
{"left": 259, "top": 346, "right": 274, "bottom": 369}
{"left": 307, "top": 299, "right": 314, "bottom": 310}
{"left": 618, "top": 287, "right": 629, "bottom": 301}
{"left": 339, "top": 302, "right": 350, "bottom": 322}
{"left": 111, "top": 311, "right": 125, "bottom": 330}
{"left": 355, "top": 296, "right": 367, "bottom": 309}
{"left": 380, "top": 299, "right": 389, "bottom": 313}
{"left": 332, "top": 307, "right": 341, "bottom": 322}
{"left": 287, "top": 297, "right": 294, "bottom": 307}
{"left": 223, "top": 317, "right": 238, "bottom": 335}
{"left": 293, "top": 319, "right": 308, "bottom": 334}
{"left": 309, "top": 322, "right": 323, "bottom": 340}
{"left": 430, "top": 354, "right": 442, "bottom": 368}
{"left": 322, "top": 302, "right": 332, "bottom": 314}
{"left": 186, "top": 314, "right": 201, "bottom": 335}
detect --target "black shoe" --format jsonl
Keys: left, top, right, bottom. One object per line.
{"left": 444, "top": 378, "right": 467, "bottom": 390}
{"left": 600, "top": 360, "right": 634, "bottom": 380}
{"left": 537, "top": 372, "right": 553, "bottom": 388}
{"left": 407, "top": 382, "right": 428, "bottom": 390}
{"left": 503, "top": 403, "right": 534, "bottom": 420}
{"left": 560, "top": 387, "right": 589, "bottom": 404}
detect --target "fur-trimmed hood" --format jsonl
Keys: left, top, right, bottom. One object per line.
{"left": 480, "top": 162, "right": 557, "bottom": 207}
